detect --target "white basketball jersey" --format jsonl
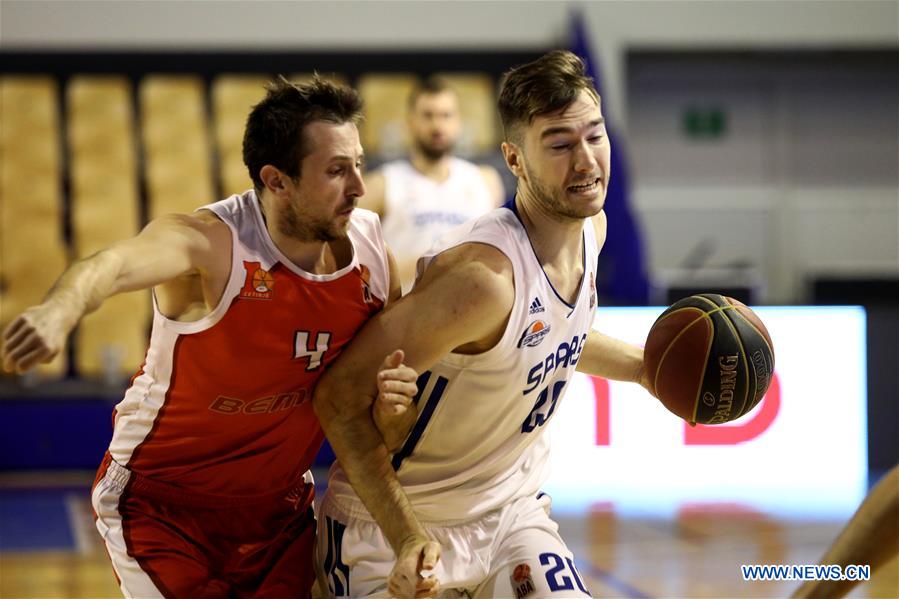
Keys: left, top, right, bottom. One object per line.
{"left": 380, "top": 158, "right": 496, "bottom": 293}
{"left": 328, "top": 205, "right": 600, "bottom": 522}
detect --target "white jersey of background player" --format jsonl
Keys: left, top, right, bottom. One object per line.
{"left": 313, "top": 51, "right": 654, "bottom": 598}
{"left": 361, "top": 77, "right": 504, "bottom": 293}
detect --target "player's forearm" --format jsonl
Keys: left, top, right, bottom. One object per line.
{"left": 376, "top": 409, "right": 417, "bottom": 453}
{"left": 576, "top": 329, "right": 644, "bottom": 383}
{"left": 43, "top": 250, "right": 125, "bottom": 327}
{"left": 314, "top": 384, "right": 426, "bottom": 551}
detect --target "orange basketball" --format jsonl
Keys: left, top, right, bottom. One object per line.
{"left": 644, "top": 294, "right": 775, "bottom": 425}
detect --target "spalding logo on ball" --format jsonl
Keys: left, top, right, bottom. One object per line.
{"left": 644, "top": 294, "right": 775, "bottom": 425}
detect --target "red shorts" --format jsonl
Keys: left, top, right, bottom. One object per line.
{"left": 92, "top": 453, "right": 316, "bottom": 598}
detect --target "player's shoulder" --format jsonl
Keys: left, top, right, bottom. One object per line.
{"left": 450, "top": 157, "right": 494, "bottom": 177}
{"left": 137, "top": 211, "right": 231, "bottom": 267}
{"left": 348, "top": 207, "right": 386, "bottom": 243}
{"left": 349, "top": 207, "right": 381, "bottom": 227}
{"left": 454, "top": 157, "right": 499, "bottom": 178}
{"left": 590, "top": 210, "right": 607, "bottom": 250}
{"left": 475, "top": 162, "right": 502, "bottom": 178}
{"left": 374, "top": 159, "right": 411, "bottom": 178}
{"left": 448, "top": 160, "right": 506, "bottom": 206}
{"left": 421, "top": 241, "right": 515, "bottom": 307}
{"left": 468, "top": 204, "right": 523, "bottom": 238}
{"left": 151, "top": 209, "right": 228, "bottom": 238}
{"left": 348, "top": 208, "right": 389, "bottom": 270}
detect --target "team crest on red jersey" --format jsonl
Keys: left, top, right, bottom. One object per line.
{"left": 240, "top": 261, "right": 274, "bottom": 300}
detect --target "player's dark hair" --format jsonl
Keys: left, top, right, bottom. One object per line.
{"left": 407, "top": 75, "right": 457, "bottom": 110}
{"left": 243, "top": 75, "right": 363, "bottom": 193}
{"left": 498, "top": 50, "right": 598, "bottom": 143}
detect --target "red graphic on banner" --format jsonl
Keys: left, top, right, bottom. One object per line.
{"left": 683, "top": 372, "right": 781, "bottom": 445}
{"left": 591, "top": 376, "right": 611, "bottom": 446}
{"left": 590, "top": 371, "right": 781, "bottom": 447}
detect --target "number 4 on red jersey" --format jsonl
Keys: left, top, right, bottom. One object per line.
{"left": 294, "top": 331, "right": 332, "bottom": 371}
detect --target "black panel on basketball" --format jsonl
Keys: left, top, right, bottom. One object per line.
{"left": 643, "top": 294, "right": 775, "bottom": 425}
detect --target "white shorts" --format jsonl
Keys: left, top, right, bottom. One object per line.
{"left": 316, "top": 491, "right": 591, "bottom": 598}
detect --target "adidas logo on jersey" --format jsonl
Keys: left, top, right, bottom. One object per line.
{"left": 529, "top": 297, "right": 545, "bottom": 314}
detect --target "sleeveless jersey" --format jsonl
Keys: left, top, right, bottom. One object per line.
{"left": 328, "top": 204, "right": 600, "bottom": 522}
{"left": 380, "top": 158, "right": 496, "bottom": 292}
{"left": 107, "top": 191, "right": 390, "bottom": 497}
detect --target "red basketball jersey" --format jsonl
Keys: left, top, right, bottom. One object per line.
{"left": 107, "top": 191, "right": 389, "bottom": 496}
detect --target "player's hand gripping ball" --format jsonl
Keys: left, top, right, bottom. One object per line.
{"left": 643, "top": 294, "right": 775, "bottom": 425}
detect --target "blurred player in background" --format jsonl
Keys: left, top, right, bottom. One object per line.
{"left": 0, "top": 77, "right": 427, "bottom": 599}
{"left": 360, "top": 76, "right": 505, "bottom": 293}
{"left": 313, "top": 50, "right": 654, "bottom": 597}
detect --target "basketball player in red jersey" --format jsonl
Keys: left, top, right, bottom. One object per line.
{"left": 1, "top": 77, "right": 434, "bottom": 599}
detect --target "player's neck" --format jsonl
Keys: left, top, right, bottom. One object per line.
{"left": 513, "top": 191, "right": 584, "bottom": 268}
{"left": 270, "top": 230, "right": 342, "bottom": 274}
{"left": 257, "top": 197, "right": 346, "bottom": 274}
{"left": 409, "top": 151, "right": 452, "bottom": 183}
{"left": 514, "top": 191, "right": 586, "bottom": 303}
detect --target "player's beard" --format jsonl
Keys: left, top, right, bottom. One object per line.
{"left": 522, "top": 161, "right": 603, "bottom": 221}
{"left": 279, "top": 200, "right": 349, "bottom": 243}
{"left": 414, "top": 134, "right": 453, "bottom": 162}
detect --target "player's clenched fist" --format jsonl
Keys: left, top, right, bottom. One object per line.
{"left": 389, "top": 534, "right": 440, "bottom": 599}
{"left": 2, "top": 303, "right": 77, "bottom": 374}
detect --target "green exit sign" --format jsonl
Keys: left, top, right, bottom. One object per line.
{"left": 683, "top": 106, "right": 727, "bottom": 139}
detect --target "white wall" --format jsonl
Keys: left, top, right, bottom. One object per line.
{"left": 4, "top": 1, "right": 895, "bottom": 48}
{"left": 627, "top": 53, "right": 898, "bottom": 302}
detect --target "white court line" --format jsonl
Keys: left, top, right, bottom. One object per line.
{"left": 64, "top": 492, "right": 96, "bottom": 556}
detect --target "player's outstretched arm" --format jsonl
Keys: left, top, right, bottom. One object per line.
{"left": 1, "top": 212, "right": 226, "bottom": 374}
{"left": 313, "top": 243, "right": 514, "bottom": 599}
{"left": 577, "top": 329, "right": 651, "bottom": 392}
{"left": 792, "top": 463, "right": 899, "bottom": 599}
{"left": 371, "top": 248, "right": 421, "bottom": 451}
{"left": 572, "top": 217, "right": 651, "bottom": 389}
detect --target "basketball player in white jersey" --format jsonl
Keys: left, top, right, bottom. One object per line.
{"left": 360, "top": 77, "right": 505, "bottom": 293}
{"left": 313, "top": 51, "right": 655, "bottom": 597}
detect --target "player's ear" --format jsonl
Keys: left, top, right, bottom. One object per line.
{"left": 501, "top": 141, "right": 525, "bottom": 179}
{"left": 260, "top": 165, "right": 288, "bottom": 196}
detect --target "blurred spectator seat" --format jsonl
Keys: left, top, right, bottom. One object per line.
{"left": 0, "top": 76, "right": 68, "bottom": 378}
{"left": 435, "top": 72, "right": 500, "bottom": 156}
{"left": 140, "top": 74, "right": 216, "bottom": 217}
{"left": 357, "top": 73, "right": 418, "bottom": 159}
{"left": 67, "top": 75, "right": 150, "bottom": 381}
{"left": 211, "top": 74, "right": 270, "bottom": 196}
